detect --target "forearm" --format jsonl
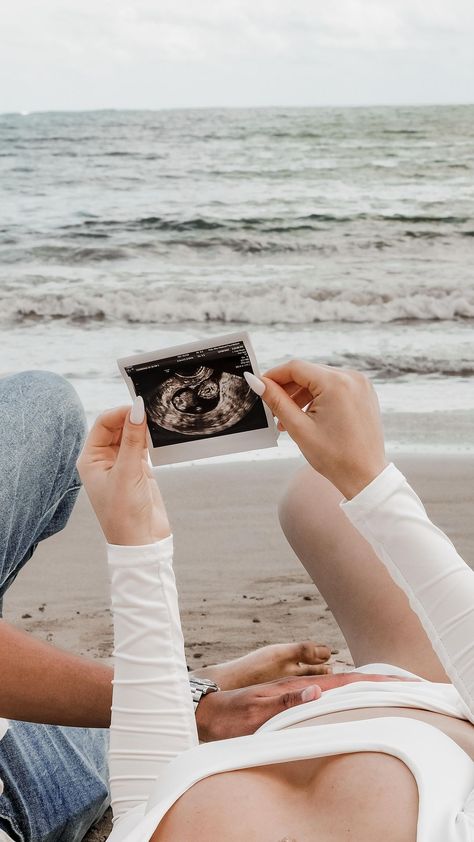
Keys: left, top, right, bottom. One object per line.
{"left": 0, "top": 617, "right": 217, "bottom": 738}
{"left": 0, "top": 619, "right": 113, "bottom": 727}
{"left": 108, "top": 536, "right": 198, "bottom": 822}
{"left": 342, "top": 463, "right": 474, "bottom": 716}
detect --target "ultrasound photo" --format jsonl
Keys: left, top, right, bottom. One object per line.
{"left": 124, "top": 340, "right": 269, "bottom": 448}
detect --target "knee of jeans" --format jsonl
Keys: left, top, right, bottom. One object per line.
{"left": 17, "top": 370, "right": 87, "bottom": 453}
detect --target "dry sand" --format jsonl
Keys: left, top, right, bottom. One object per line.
{"left": 4, "top": 453, "right": 474, "bottom": 839}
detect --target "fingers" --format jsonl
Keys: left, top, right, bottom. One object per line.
{"left": 257, "top": 671, "right": 410, "bottom": 700}
{"left": 263, "top": 359, "right": 331, "bottom": 393}
{"left": 292, "top": 640, "right": 331, "bottom": 665}
{"left": 281, "top": 381, "right": 314, "bottom": 408}
{"left": 288, "top": 641, "right": 332, "bottom": 675}
{"left": 247, "top": 359, "right": 332, "bottom": 437}
{"left": 84, "top": 406, "right": 130, "bottom": 450}
{"left": 116, "top": 397, "right": 148, "bottom": 471}
{"left": 268, "top": 683, "right": 322, "bottom": 718}
{"left": 252, "top": 359, "right": 331, "bottom": 439}
{"left": 295, "top": 664, "right": 333, "bottom": 676}
{"left": 257, "top": 675, "right": 332, "bottom": 696}
{"left": 77, "top": 406, "right": 130, "bottom": 476}
{"left": 258, "top": 375, "right": 312, "bottom": 439}
{"left": 276, "top": 384, "right": 314, "bottom": 431}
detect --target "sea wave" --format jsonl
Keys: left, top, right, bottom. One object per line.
{"left": 330, "top": 353, "right": 474, "bottom": 377}
{"left": 0, "top": 210, "right": 464, "bottom": 263}
{"left": 59, "top": 211, "right": 471, "bottom": 235}
{"left": 2, "top": 212, "right": 470, "bottom": 265}
{"left": 3, "top": 283, "right": 474, "bottom": 326}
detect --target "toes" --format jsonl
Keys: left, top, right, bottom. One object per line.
{"left": 296, "top": 663, "right": 333, "bottom": 676}
{"left": 295, "top": 640, "right": 332, "bottom": 665}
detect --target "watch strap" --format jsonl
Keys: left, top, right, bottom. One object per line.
{"left": 189, "top": 676, "right": 220, "bottom": 710}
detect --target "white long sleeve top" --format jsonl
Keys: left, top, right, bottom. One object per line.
{"left": 103, "top": 463, "right": 474, "bottom": 840}
{"left": 341, "top": 463, "right": 474, "bottom": 715}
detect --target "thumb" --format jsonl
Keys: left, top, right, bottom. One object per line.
{"left": 266, "top": 683, "right": 322, "bottom": 720}
{"left": 244, "top": 372, "right": 308, "bottom": 437}
{"left": 116, "top": 396, "right": 148, "bottom": 470}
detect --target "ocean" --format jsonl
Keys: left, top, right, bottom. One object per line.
{"left": 1, "top": 105, "right": 473, "bottom": 456}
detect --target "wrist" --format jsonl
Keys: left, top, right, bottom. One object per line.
{"left": 335, "top": 461, "right": 388, "bottom": 501}
{"left": 105, "top": 531, "right": 171, "bottom": 546}
{"left": 194, "top": 691, "right": 218, "bottom": 742}
{"left": 104, "top": 518, "right": 171, "bottom": 546}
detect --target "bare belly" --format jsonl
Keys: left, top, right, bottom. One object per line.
{"left": 153, "top": 707, "right": 472, "bottom": 842}
{"left": 154, "top": 752, "right": 418, "bottom": 842}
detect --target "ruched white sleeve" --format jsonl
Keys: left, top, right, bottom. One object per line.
{"left": 106, "top": 536, "right": 198, "bottom": 837}
{"left": 341, "top": 463, "right": 474, "bottom": 720}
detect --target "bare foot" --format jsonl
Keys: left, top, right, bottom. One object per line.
{"left": 191, "top": 641, "right": 332, "bottom": 691}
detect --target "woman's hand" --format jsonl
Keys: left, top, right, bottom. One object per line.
{"left": 246, "top": 361, "right": 387, "bottom": 500}
{"left": 77, "top": 397, "right": 170, "bottom": 545}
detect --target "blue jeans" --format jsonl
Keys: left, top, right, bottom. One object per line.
{"left": 0, "top": 371, "right": 109, "bottom": 841}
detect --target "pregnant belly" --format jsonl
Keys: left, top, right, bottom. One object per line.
{"left": 153, "top": 749, "right": 419, "bottom": 842}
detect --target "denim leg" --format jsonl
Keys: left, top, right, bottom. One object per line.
{"left": 0, "top": 722, "right": 109, "bottom": 842}
{"left": 0, "top": 371, "right": 110, "bottom": 841}
{"left": 0, "top": 370, "right": 88, "bottom": 612}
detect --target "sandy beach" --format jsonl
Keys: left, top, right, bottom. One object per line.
{"left": 4, "top": 452, "right": 474, "bottom": 840}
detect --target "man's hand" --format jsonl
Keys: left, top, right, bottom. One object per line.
{"left": 195, "top": 676, "right": 321, "bottom": 741}
{"left": 195, "top": 672, "right": 405, "bottom": 741}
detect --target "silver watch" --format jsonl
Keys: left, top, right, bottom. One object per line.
{"left": 189, "top": 676, "right": 220, "bottom": 710}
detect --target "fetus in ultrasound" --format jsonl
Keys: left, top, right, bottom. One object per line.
{"left": 147, "top": 365, "right": 257, "bottom": 436}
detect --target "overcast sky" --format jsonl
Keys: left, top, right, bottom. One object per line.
{"left": 1, "top": 0, "right": 474, "bottom": 112}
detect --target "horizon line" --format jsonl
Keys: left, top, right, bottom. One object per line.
{"left": 1, "top": 100, "right": 474, "bottom": 117}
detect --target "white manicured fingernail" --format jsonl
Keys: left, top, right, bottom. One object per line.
{"left": 244, "top": 371, "right": 266, "bottom": 396}
{"left": 301, "top": 686, "right": 317, "bottom": 703}
{"left": 130, "top": 395, "right": 145, "bottom": 425}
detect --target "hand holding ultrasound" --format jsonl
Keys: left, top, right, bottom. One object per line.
{"left": 77, "top": 403, "right": 172, "bottom": 546}
{"left": 118, "top": 332, "right": 278, "bottom": 466}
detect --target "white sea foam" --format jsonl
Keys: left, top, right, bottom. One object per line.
{"left": 3, "top": 283, "right": 474, "bottom": 326}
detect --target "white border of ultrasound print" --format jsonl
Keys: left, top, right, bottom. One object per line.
{"left": 117, "top": 330, "right": 279, "bottom": 466}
